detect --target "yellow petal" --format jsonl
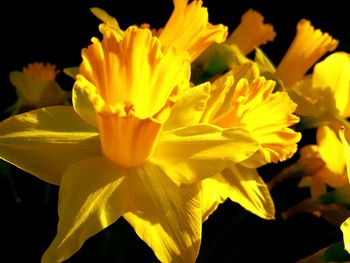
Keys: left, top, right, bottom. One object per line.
{"left": 164, "top": 82, "right": 211, "bottom": 130}
{"left": 80, "top": 26, "right": 190, "bottom": 119}
{"left": 254, "top": 47, "right": 276, "bottom": 75}
{"left": 212, "top": 77, "right": 301, "bottom": 164}
{"left": 9, "top": 63, "right": 69, "bottom": 107}
{"left": 317, "top": 125, "right": 346, "bottom": 178}
{"left": 340, "top": 126, "right": 350, "bottom": 182}
{"left": 90, "top": 7, "right": 124, "bottom": 39}
{"left": 152, "top": 124, "right": 259, "bottom": 184}
{"left": 227, "top": 9, "right": 276, "bottom": 55}
{"left": 124, "top": 163, "right": 201, "bottom": 263}
{"left": 201, "top": 164, "right": 275, "bottom": 221}
{"left": 42, "top": 157, "right": 128, "bottom": 262}
{"left": 313, "top": 52, "right": 350, "bottom": 118}
{"left": 79, "top": 26, "right": 190, "bottom": 168}
{"left": 0, "top": 106, "right": 100, "bottom": 185}
{"left": 287, "top": 76, "right": 338, "bottom": 117}
{"left": 72, "top": 78, "right": 97, "bottom": 127}
{"left": 63, "top": 67, "right": 79, "bottom": 79}
{"left": 341, "top": 217, "right": 350, "bottom": 253}
{"left": 90, "top": 7, "right": 120, "bottom": 29}
{"left": 276, "top": 19, "right": 338, "bottom": 87}
{"left": 200, "top": 74, "right": 234, "bottom": 123}
{"left": 160, "top": 0, "right": 228, "bottom": 61}
{"left": 200, "top": 63, "right": 260, "bottom": 123}
{"left": 228, "top": 60, "right": 260, "bottom": 84}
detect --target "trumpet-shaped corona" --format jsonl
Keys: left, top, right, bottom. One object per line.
{"left": 159, "top": 0, "right": 228, "bottom": 61}
{"left": 79, "top": 26, "right": 190, "bottom": 167}
{"left": 9, "top": 62, "right": 70, "bottom": 110}
{"left": 203, "top": 76, "right": 301, "bottom": 164}
{"left": 276, "top": 19, "right": 338, "bottom": 87}
{"left": 226, "top": 9, "right": 276, "bottom": 55}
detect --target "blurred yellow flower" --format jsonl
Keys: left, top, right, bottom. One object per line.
{"left": 0, "top": 26, "right": 259, "bottom": 263}
{"left": 289, "top": 52, "right": 350, "bottom": 122}
{"left": 91, "top": 0, "right": 228, "bottom": 63}
{"left": 8, "top": 62, "right": 70, "bottom": 113}
{"left": 159, "top": 0, "right": 228, "bottom": 62}
{"left": 281, "top": 126, "right": 348, "bottom": 198}
{"left": 226, "top": 9, "right": 276, "bottom": 56}
{"left": 275, "top": 19, "right": 338, "bottom": 87}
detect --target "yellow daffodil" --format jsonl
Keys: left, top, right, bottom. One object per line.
{"left": 159, "top": 0, "right": 228, "bottom": 62}
{"left": 0, "top": 26, "right": 259, "bottom": 263}
{"left": 91, "top": 0, "right": 228, "bottom": 63}
{"left": 288, "top": 52, "right": 350, "bottom": 124}
{"left": 276, "top": 125, "right": 347, "bottom": 198}
{"left": 205, "top": 75, "right": 301, "bottom": 166}
{"left": 275, "top": 19, "right": 338, "bottom": 87}
{"left": 7, "top": 62, "right": 70, "bottom": 114}
{"left": 280, "top": 127, "right": 350, "bottom": 228}
{"left": 226, "top": 9, "right": 276, "bottom": 56}
{"left": 178, "top": 66, "right": 300, "bottom": 220}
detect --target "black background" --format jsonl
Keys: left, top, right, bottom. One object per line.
{"left": 0, "top": 0, "right": 349, "bottom": 262}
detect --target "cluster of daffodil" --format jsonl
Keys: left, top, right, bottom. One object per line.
{"left": 1, "top": 0, "right": 349, "bottom": 262}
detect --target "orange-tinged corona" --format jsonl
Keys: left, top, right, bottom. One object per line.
{"left": 159, "top": 0, "right": 228, "bottom": 62}
{"left": 79, "top": 26, "right": 190, "bottom": 168}
{"left": 227, "top": 9, "right": 276, "bottom": 55}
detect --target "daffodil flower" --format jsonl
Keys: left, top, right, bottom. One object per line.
{"left": 159, "top": 0, "right": 228, "bottom": 62}
{"left": 275, "top": 125, "right": 348, "bottom": 198}
{"left": 91, "top": 0, "right": 228, "bottom": 63}
{"left": 200, "top": 75, "right": 300, "bottom": 220}
{"left": 0, "top": 26, "right": 259, "bottom": 263}
{"left": 7, "top": 62, "right": 71, "bottom": 114}
{"left": 280, "top": 127, "right": 350, "bottom": 230}
{"left": 288, "top": 52, "right": 350, "bottom": 126}
{"left": 169, "top": 61, "right": 300, "bottom": 221}
{"left": 278, "top": 53, "right": 350, "bottom": 194}
{"left": 255, "top": 19, "right": 338, "bottom": 88}
{"left": 226, "top": 9, "right": 276, "bottom": 56}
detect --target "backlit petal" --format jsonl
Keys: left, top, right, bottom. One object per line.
{"left": 164, "top": 82, "right": 211, "bottom": 130}
{"left": 313, "top": 52, "right": 350, "bottom": 118}
{"left": 160, "top": 0, "right": 228, "bottom": 61}
{"left": 152, "top": 124, "right": 259, "bottom": 184}
{"left": 124, "top": 163, "right": 201, "bottom": 263}
{"left": 72, "top": 78, "right": 97, "bottom": 127}
{"left": 254, "top": 48, "right": 276, "bottom": 75}
{"left": 317, "top": 125, "right": 346, "bottom": 178}
{"left": 341, "top": 217, "right": 350, "bottom": 253}
{"left": 42, "top": 157, "right": 128, "bottom": 262}
{"left": 90, "top": 7, "right": 124, "bottom": 39}
{"left": 201, "top": 164, "right": 275, "bottom": 221}
{"left": 0, "top": 106, "right": 100, "bottom": 185}
{"left": 340, "top": 127, "right": 350, "bottom": 182}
